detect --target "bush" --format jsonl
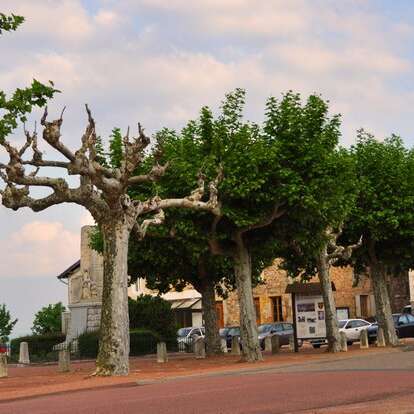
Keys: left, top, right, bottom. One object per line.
{"left": 32, "top": 302, "right": 66, "bottom": 335}
{"left": 78, "top": 329, "right": 161, "bottom": 359}
{"left": 10, "top": 333, "right": 65, "bottom": 362}
{"left": 128, "top": 295, "right": 177, "bottom": 342}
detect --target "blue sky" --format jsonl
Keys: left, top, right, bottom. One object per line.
{"left": 1, "top": 0, "right": 414, "bottom": 336}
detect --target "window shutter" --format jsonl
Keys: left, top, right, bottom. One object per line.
{"left": 369, "top": 294, "right": 376, "bottom": 316}
{"left": 355, "top": 295, "right": 361, "bottom": 318}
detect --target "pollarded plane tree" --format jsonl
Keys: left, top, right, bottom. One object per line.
{"left": 276, "top": 149, "right": 361, "bottom": 353}
{"left": 0, "top": 107, "right": 220, "bottom": 376}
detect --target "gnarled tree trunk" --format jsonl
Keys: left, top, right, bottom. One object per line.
{"left": 370, "top": 261, "right": 398, "bottom": 346}
{"left": 198, "top": 277, "right": 222, "bottom": 356}
{"left": 233, "top": 234, "right": 262, "bottom": 362}
{"left": 95, "top": 218, "right": 130, "bottom": 376}
{"left": 317, "top": 245, "right": 342, "bottom": 352}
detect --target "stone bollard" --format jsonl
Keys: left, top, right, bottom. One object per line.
{"left": 58, "top": 349, "right": 71, "bottom": 372}
{"left": 340, "top": 331, "right": 348, "bottom": 352}
{"left": 377, "top": 327, "right": 386, "bottom": 347}
{"left": 231, "top": 336, "right": 241, "bottom": 355}
{"left": 0, "top": 355, "right": 7, "bottom": 378}
{"left": 264, "top": 336, "right": 272, "bottom": 352}
{"left": 220, "top": 338, "right": 228, "bottom": 353}
{"left": 271, "top": 334, "right": 280, "bottom": 354}
{"left": 288, "top": 334, "right": 295, "bottom": 352}
{"left": 194, "top": 337, "right": 206, "bottom": 359}
{"left": 157, "top": 342, "right": 168, "bottom": 363}
{"left": 19, "top": 342, "right": 30, "bottom": 365}
{"left": 359, "top": 329, "right": 369, "bottom": 349}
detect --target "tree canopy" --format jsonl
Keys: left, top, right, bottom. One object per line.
{"left": 0, "top": 303, "right": 18, "bottom": 341}
{"left": 32, "top": 302, "right": 65, "bottom": 335}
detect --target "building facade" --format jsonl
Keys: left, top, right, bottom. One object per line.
{"left": 58, "top": 226, "right": 414, "bottom": 339}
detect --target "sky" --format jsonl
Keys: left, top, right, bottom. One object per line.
{"left": 1, "top": 0, "right": 414, "bottom": 337}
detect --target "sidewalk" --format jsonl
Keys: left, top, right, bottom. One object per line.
{"left": 0, "top": 343, "right": 407, "bottom": 403}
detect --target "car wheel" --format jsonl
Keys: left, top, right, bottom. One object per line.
{"left": 347, "top": 341, "right": 353, "bottom": 346}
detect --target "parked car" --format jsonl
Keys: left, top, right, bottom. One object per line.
{"left": 403, "top": 304, "right": 412, "bottom": 315}
{"left": 367, "top": 313, "right": 414, "bottom": 343}
{"left": 224, "top": 326, "right": 241, "bottom": 349}
{"left": 258, "top": 322, "right": 302, "bottom": 350}
{"left": 0, "top": 343, "right": 9, "bottom": 355}
{"left": 310, "top": 319, "right": 371, "bottom": 348}
{"left": 177, "top": 327, "right": 205, "bottom": 352}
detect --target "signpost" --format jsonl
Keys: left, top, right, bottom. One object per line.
{"left": 286, "top": 282, "right": 336, "bottom": 351}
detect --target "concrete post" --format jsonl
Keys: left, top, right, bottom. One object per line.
{"left": 264, "top": 336, "right": 272, "bottom": 352}
{"left": 220, "top": 338, "right": 228, "bottom": 353}
{"left": 18, "top": 342, "right": 30, "bottom": 364}
{"left": 58, "top": 350, "right": 71, "bottom": 372}
{"left": 377, "top": 327, "right": 386, "bottom": 347}
{"left": 0, "top": 355, "right": 7, "bottom": 378}
{"left": 271, "top": 334, "right": 280, "bottom": 354}
{"left": 231, "top": 336, "right": 241, "bottom": 355}
{"left": 288, "top": 334, "right": 295, "bottom": 352}
{"left": 340, "top": 331, "right": 348, "bottom": 352}
{"left": 194, "top": 337, "right": 206, "bottom": 359}
{"left": 157, "top": 342, "right": 168, "bottom": 363}
{"left": 359, "top": 329, "right": 369, "bottom": 349}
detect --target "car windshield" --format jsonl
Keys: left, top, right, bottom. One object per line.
{"left": 219, "top": 328, "right": 229, "bottom": 336}
{"left": 392, "top": 314, "right": 401, "bottom": 325}
{"left": 258, "top": 324, "right": 273, "bottom": 334}
{"left": 338, "top": 320, "right": 347, "bottom": 328}
{"left": 177, "top": 328, "right": 192, "bottom": 337}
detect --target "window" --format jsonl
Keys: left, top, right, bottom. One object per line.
{"left": 272, "top": 296, "right": 284, "bottom": 322}
{"left": 254, "top": 298, "right": 261, "bottom": 325}
{"left": 406, "top": 314, "right": 414, "bottom": 323}
{"left": 175, "top": 310, "right": 193, "bottom": 328}
{"left": 360, "top": 295, "right": 369, "bottom": 317}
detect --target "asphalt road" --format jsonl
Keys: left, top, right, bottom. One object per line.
{"left": 2, "top": 351, "right": 414, "bottom": 414}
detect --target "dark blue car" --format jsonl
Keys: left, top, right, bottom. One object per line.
{"left": 367, "top": 313, "right": 414, "bottom": 343}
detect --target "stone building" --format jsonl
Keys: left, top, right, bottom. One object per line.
{"left": 57, "top": 226, "right": 203, "bottom": 339}
{"left": 220, "top": 264, "right": 376, "bottom": 328}
{"left": 57, "top": 226, "right": 414, "bottom": 339}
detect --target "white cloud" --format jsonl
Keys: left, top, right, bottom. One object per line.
{"left": 0, "top": 221, "right": 79, "bottom": 278}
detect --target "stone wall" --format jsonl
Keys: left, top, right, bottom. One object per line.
{"left": 222, "top": 264, "right": 375, "bottom": 326}
{"left": 387, "top": 270, "right": 411, "bottom": 313}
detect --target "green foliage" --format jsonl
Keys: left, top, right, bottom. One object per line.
{"left": 109, "top": 127, "right": 123, "bottom": 168}
{"left": 341, "top": 131, "right": 414, "bottom": 271}
{"left": 122, "top": 89, "right": 346, "bottom": 298}
{"left": 128, "top": 295, "right": 176, "bottom": 342}
{"left": 78, "top": 329, "right": 160, "bottom": 358}
{"left": 31, "top": 302, "right": 65, "bottom": 335}
{"left": 10, "top": 333, "right": 65, "bottom": 362}
{"left": 0, "top": 13, "right": 24, "bottom": 33}
{"left": 95, "top": 135, "right": 109, "bottom": 167}
{"left": 0, "top": 303, "right": 17, "bottom": 341}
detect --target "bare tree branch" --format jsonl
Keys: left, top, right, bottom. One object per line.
{"left": 326, "top": 226, "right": 363, "bottom": 264}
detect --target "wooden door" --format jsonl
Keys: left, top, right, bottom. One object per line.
{"left": 215, "top": 302, "right": 224, "bottom": 328}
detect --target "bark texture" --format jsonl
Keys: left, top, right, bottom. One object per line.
{"left": 199, "top": 278, "right": 222, "bottom": 356}
{"left": 233, "top": 235, "right": 262, "bottom": 362}
{"left": 370, "top": 261, "right": 399, "bottom": 346}
{"left": 95, "top": 220, "right": 130, "bottom": 376}
{"left": 317, "top": 245, "right": 342, "bottom": 353}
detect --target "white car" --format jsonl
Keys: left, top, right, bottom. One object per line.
{"left": 338, "top": 319, "right": 372, "bottom": 344}
{"left": 310, "top": 318, "right": 371, "bottom": 348}
{"left": 177, "top": 327, "right": 205, "bottom": 352}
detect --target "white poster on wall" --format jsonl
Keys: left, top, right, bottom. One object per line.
{"left": 295, "top": 295, "right": 326, "bottom": 339}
